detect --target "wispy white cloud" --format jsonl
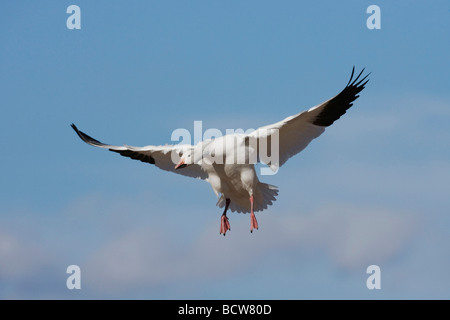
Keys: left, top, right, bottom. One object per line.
{"left": 328, "top": 94, "right": 450, "bottom": 148}
{"left": 1, "top": 189, "right": 446, "bottom": 299}
{"left": 0, "top": 232, "right": 49, "bottom": 278}
{"left": 82, "top": 203, "right": 417, "bottom": 294}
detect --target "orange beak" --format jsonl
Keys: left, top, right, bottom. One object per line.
{"left": 175, "top": 158, "right": 186, "bottom": 169}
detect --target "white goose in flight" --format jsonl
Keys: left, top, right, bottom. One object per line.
{"left": 72, "top": 67, "right": 369, "bottom": 235}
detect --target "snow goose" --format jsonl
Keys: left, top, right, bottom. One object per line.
{"left": 71, "top": 67, "right": 369, "bottom": 235}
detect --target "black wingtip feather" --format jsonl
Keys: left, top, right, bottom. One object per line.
{"left": 71, "top": 123, "right": 108, "bottom": 147}
{"left": 354, "top": 73, "right": 370, "bottom": 87}
{"left": 110, "top": 149, "right": 156, "bottom": 164}
{"left": 72, "top": 123, "right": 156, "bottom": 165}
{"left": 346, "top": 66, "right": 356, "bottom": 86}
{"left": 361, "top": 79, "right": 370, "bottom": 87}
{"left": 312, "top": 67, "right": 370, "bottom": 127}
{"left": 350, "top": 68, "right": 365, "bottom": 87}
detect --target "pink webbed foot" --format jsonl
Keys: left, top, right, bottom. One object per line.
{"left": 219, "top": 198, "right": 231, "bottom": 236}
{"left": 220, "top": 214, "right": 231, "bottom": 236}
{"left": 249, "top": 195, "right": 258, "bottom": 233}
{"left": 250, "top": 211, "right": 259, "bottom": 233}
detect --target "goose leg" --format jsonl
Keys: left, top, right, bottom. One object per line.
{"left": 220, "top": 198, "right": 231, "bottom": 236}
{"left": 250, "top": 195, "right": 258, "bottom": 233}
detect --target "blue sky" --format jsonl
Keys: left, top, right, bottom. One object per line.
{"left": 1, "top": 1, "right": 449, "bottom": 299}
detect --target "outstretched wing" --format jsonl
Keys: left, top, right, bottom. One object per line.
{"left": 71, "top": 124, "right": 208, "bottom": 180}
{"left": 249, "top": 67, "right": 370, "bottom": 170}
